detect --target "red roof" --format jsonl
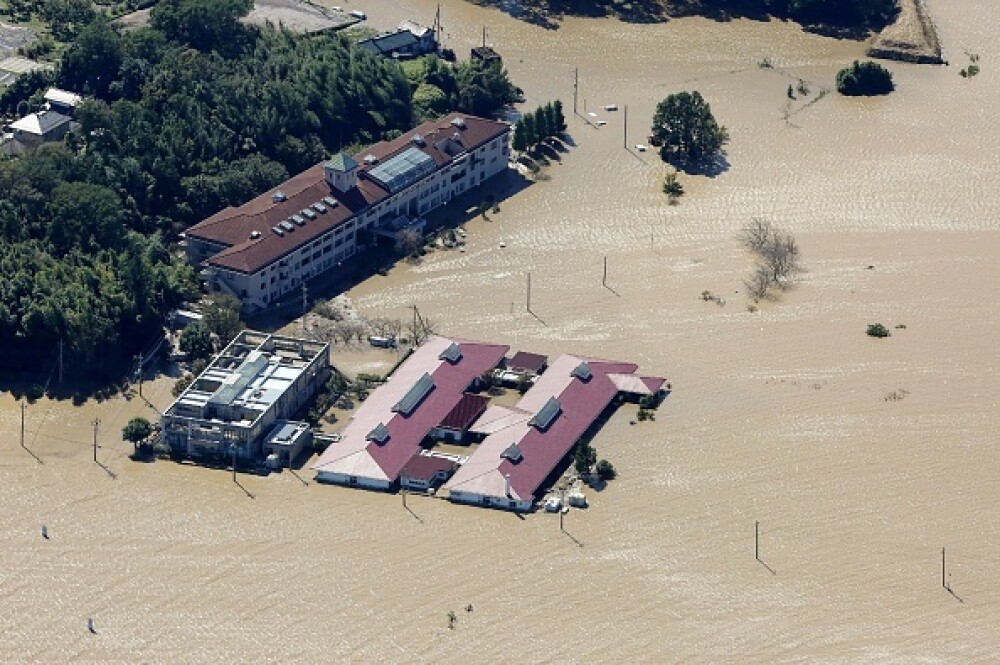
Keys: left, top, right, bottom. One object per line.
{"left": 400, "top": 454, "right": 455, "bottom": 481}
{"left": 503, "top": 359, "right": 635, "bottom": 500}
{"left": 186, "top": 113, "right": 510, "bottom": 274}
{"left": 367, "top": 340, "right": 507, "bottom": 479}
{"left": 437, "top": 393, "right": 489, "bottom": 431}
{"left": 508, "top": 351, "right": 547, "bottom": 373}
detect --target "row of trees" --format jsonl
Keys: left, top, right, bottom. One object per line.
{"left": 0, "top": 0, "right": 522, "bottom": 380}
{"left": 511, "top": 100, "right": 567, "bottom": 152}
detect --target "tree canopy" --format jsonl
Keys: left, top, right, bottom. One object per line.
{"left": 1, "top": 10, "right": 517, "bottom": 382}
{"left": 836, "top": 60, "right": 895, "bottom": 96}
{"left": 651, "top": 91, "right": 728, "bottom": 166}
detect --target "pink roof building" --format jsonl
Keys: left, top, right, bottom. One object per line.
{"left": 444, "top": 354, "right": 665, "bottom": 511}
{"left": 313, "top": 336, "right": 508, "bottom": 489}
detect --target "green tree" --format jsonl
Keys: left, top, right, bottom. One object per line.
{"left": 836, "top": 60, "right": 894, "bottom": 96}
{"left": 412, "top": 82, "right": 449, "bottom": 120}
{"left": 179, "top": 322, "right": 213, "bottom": 360}
{"left": 521, "top": 111, "right": 537, "bottom": 148}
{"left": 122, "top": 416, "right": 154, "bottom": 452}
{"left": 59, "top": 17, "right": 123, "bottom": 97}
{"left": 651, "top": 91, "right": 728, "bottom": 166}
{"left": 535, "top": 105, "right": 551, "bottom": 140}
{"left": 203, "top": 294, "right": 244, "bottom": 343}
{"left": 151, "top": 0, "right": 254, "bottom": 51}
{"left": 596, "top": 459, "right": 617, "bottom": 481}
{"left": 574, "top": 440, "right": 597, "bottom": 475}
{"left": 663, "top": 171, "right": 684, "bottom": 199}
{"left": 553, "top": 99, "right": 567, "bottom": 133}
{"left": 40, "top": 0, "right": 96, "bottom": 41}
{"left": 512, "top": 118, "right": 528, "bottom": 152}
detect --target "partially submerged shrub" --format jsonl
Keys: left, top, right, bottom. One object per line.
{"left": 867, "top": 323, "right": 891, "bottom": 338}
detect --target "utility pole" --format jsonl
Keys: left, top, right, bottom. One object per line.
{"left": 301, "top": 283, "right": 308, "bottom": 335}
{"left": 573, "top": 68, "right": 579, "bottom": 115}
{"left": 602, "top": 256, "right": 607, "bottom": 287}
{"left": 755, "top": 521, "right": 760, "bottom": 561}
{"left": 624, "top": 104, "right": 628, "bottom": 148}
{"left": 526, "top": 272, "right": 532, "bottom": 313}
{"left": 482, "top": 25, "right": 486, "bottom": 48}
{"left": 434, "top": 3, "right": 441, "bottom": 45}
{"left": 231, "top": 443, "right": 237, "bottom": 484}
{"left": 92, "top": 418, "right": 100, "bottom": 463}
{"left": 20, "top": 400, "right": 26, "bottom": 450}
{"left": 58, "top": 338, "right": 64, "bottom": 384}
{"left": 942, "top": 547, "right": 947, "bottom": 589}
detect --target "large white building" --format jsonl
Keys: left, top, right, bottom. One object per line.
{"left": 184, "top": 114, "right": 511, "bottom": 312}
{"left": 162, "top": 331, "right": 329, "bottom": 465}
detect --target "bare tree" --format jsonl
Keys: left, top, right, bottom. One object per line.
{"left": 743, "top": 264, "right": 773, "bottom": 302}
{"left": 397, "top": 229, "right": 424, "bottom": 259}
{"left": 741, "top": 219, "right": 802, "bottom": 302}
{"left": 405, "top": 315, "right": 437, "bottom": 347}
{"left": 761, "top": 230, "right": 800, "bottom": 285}
{"left": 741, "top": 218, "right": 774, "bottom": 253}
{"left": 332, "top": 321, "right": 355, "bottom": 345}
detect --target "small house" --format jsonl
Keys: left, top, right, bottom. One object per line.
{"left": 9, "top": 110, "right": 71, "bottom": 146}
{"left": 400, "top": 454, "right": 455, "bottom": 491}
{"left": 471, "top": 46, "right": 502, "bottom": 67}
{"left": 430, "top": 392, "right": 489, "bottom": 443}
{"left": 507, "top": 351, "right": 547, "bottom": 377}
{"left": 43, "top": 88, "right": 83, "bottom": 116}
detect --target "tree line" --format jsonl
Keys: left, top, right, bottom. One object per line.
{"left": 0, "top": 0, "right": 522, "bottom": 382}
{"left": 511, "top": 101, "right": 567, "bottom": 152}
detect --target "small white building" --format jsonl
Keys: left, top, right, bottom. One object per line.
{"left": 43, "top": 88, "right": 84, "bottom": 116}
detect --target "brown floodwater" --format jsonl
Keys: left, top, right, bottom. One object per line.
{"left": 1, "top": 0, "right": 998, "bottom": 660}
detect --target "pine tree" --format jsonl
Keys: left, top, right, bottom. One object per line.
{"left": 512, "top": 118, "right": 528, "bottom": 152}
{"left": 521, "top": 111, "right": 537, "bottom": 148}
{"left": 535, "top": 106, "right": 550, "bottom": 141}
{"left": 553, "top": 99, "right": 567, "bottom": 133}
{"left": 542, "top": 102, "right": 557, "bottom": 139}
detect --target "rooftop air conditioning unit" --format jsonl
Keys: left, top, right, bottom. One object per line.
{"left": 301, "top": 208, "right": 317, "bottom": 220}
{"left": 451, "top": 117, "right": 466, "bottom": 129}
{"left": 249, "top": 230, "right": 262, "bottom": 240}
{"left": 412, "top": 133, "right": 425, "bottom": 146}
{"left": 272, "top": 226, "right": 285, "bottom": 237}
{"left": 364, "top": 154, "right": 378, "bottom": 165}
{"left": 272, "top": 190, "right": 287, "bottom": 203}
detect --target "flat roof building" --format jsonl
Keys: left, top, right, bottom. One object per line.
{"left": 162, "top": 331, "right": 329, "bottom": 465}
{"left": 445, "top": 354, "right": 665, "bottom": 512}
{"left": 313, "top": 336, "right": 508, "bottom": 490}
{"left": 184, "top": 113, "right": 511, "bottom": 312}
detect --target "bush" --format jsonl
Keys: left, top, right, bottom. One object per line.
{"left": 26, "top": 384, "right": 45, "bottom": 402}
{"left": 836, "top": 61, "right": 894, "bottom": 96}
{"left": 866, "top": 323, "right": 891, "bottom": 338}
{"left": 596, "top": 459, "right": 617, "bottom": 481}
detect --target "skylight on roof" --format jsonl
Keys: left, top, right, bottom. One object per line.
{"left": 528, "top": 396, "right": 561, "bottom": 430}
{"left": 571, "top": 362, "right": 592, "bottom": 381}
{"left": 367, "top": 422, "right": 390, "bottom": 444}
{"left": 393, "top": 372, "right": 435, "bottom": 416}
{"left": 367, "top": 147, "right": 436, "bottom": 194}
{"left": 438, "top": 342, "right": 462, "bottom": 364}
{"left": 501, "top": 443, "right": 523, "bottom": 463}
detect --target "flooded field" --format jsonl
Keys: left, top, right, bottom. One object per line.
{"left": 2, "top": 0, "right": 999, "bottom": 661}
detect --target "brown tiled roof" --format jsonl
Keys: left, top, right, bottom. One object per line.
{"left": 185, "top": 113, "right": 510, "bottom": 274}
{"left": 400, "top": 454, "right": 455, "bottom": 481}
{"left": 508, "top": 351, "right": 547, "bottom": 373}
{"left": 437, "top": 392, "right": 489, "bottom": 431}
